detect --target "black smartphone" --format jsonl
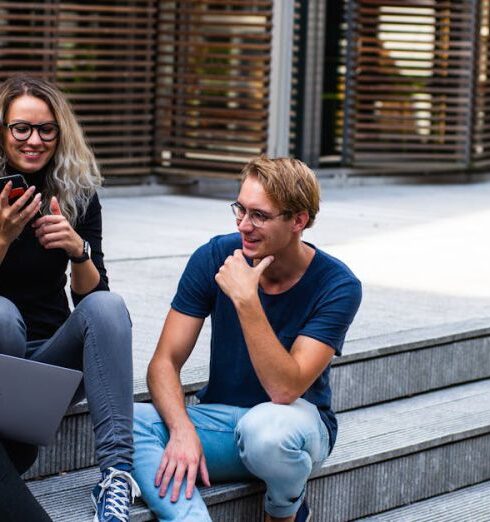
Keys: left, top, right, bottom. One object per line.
{"left": 0, "top": 174, "right": 29, "bottom": 203}
{"left": 0, "top": 174, "right": 41, "bottom": 222}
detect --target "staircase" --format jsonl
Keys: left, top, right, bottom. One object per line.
{"left": 28, "top": 318, "right": 490, "bottom": 521}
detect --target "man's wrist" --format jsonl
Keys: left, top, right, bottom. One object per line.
{"left": 168, "top": 417, "right": 195, "bottom": 434}
{"left": 234, "top": 292, "right": 261, "bottom": 313}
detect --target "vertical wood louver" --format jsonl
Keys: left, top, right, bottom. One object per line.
{"left": 343, "top": 0, "right": 477, "bottom": 170}
{"left": 153, "top": 0, "right": 273, "bottom": 179}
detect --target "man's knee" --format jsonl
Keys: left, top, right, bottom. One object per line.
{"left": 236, "top": 403, "right": 296, "bottom": 466}
{"left": 235, "top": 400, "right": 323, "bottom": 479}
{"left": 0, "top": 297, "right": 26, "bottom": 356}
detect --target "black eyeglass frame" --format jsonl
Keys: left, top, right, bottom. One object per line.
{"left": 230, "top": 201, "right": 291, "bottom": 228}
{"left": 3, "top": 121, "right": 60, "bottom": 142}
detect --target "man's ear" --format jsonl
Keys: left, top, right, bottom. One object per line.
{"left": 291, "top": 210, "right": 309, "bottom": 233}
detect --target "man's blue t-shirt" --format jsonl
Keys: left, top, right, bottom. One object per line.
{"left": 171, "top": 233, "right": 362, "bottom": 450}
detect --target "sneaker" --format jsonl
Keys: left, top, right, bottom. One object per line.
{"left": 91, "top": 467, "right": 141, "bottom": 522}
{"left": 295, "top": 498, "right": 312, "bottom": 522}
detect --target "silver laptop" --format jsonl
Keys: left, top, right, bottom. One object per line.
{"left": 0, "top": 354, "right": 83, "bottom": 446}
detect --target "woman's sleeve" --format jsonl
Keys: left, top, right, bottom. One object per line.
{"left": 71, "top": 192, "right": 109, "bottom": 306}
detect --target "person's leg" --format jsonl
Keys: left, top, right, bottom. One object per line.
{"left": 235, "top": 398, "right": 330, "bottom": 520}
{"left": 133, "top": 402, "right": 253, "bottom": 522}
{"left": 0, "top": 440, "right": 52, "bottom": 522}
{"left": 29, "top": 291, "right": 133, "bottom": 471}
{"left": 2, "top": 439, "right": 38, "bottom": 475}
{"left": 0, "top": 296, "right": 27, "bottom": 357}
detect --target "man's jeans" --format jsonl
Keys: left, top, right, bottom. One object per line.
{"left": 133, "top": 399, "right": 329, "bottom": 521}
{"left": 0, "top": 292, "right": 134, "bottom": 471}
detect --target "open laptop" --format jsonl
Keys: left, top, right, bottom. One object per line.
{"left": 0, "top": 354, "right": 83, "bottom": 446}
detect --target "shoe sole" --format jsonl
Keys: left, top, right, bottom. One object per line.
{"left": 91, "top": 492, "right": 100, "bottom": 522}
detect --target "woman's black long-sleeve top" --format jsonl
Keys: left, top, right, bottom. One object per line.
{"left": 0, "top": 167, "right": 109, "bottom": 341}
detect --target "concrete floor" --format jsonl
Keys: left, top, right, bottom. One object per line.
{"left": 96, "top": 179, "right": 490, "bottom": 380}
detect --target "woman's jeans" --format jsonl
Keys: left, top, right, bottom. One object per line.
{"left": 133, "top": 399, "right": 330, "bottom": 521}
{"left": 0, "top": 292, "right": 134, "bottom": 471}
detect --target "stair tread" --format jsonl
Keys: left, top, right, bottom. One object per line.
{"left": 326, "top": 379, "right": 490, "bottom": 473}
{"left": 28, "top": 379, "right": 490, "bottom": 521}
{"left": 356, "top": 480, "right": 490, "bottom": 521}
{"left": 67, "top": 319, "right": 490, "bottom": 415}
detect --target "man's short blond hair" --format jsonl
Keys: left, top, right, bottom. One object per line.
{"left": 241, "top": 155, "right": 320, "bottom": 228}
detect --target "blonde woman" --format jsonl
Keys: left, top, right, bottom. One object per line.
{"left": 0, "top": 76, "right": 139, "bottom": 522}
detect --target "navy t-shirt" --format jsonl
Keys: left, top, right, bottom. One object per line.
{"left": 171, "top": 233, "right": 362, "bottom": 450}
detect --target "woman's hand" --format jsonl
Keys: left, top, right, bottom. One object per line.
{"left": 0, "top": 182, "right": 42, "bottom": 246}
{"left": 32, "top": 196, "right": 83, "bottom": 257}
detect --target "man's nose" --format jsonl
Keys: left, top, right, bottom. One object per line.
{"left": 237, "top": 213, "right": 254, "bottom": 232}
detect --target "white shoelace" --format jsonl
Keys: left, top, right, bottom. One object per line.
{"left": 95, "top": 468, "right": 141, "bottom": 522}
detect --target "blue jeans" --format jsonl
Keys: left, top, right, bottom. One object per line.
{"left": 133, "top": 399, "right": 329, "bottom": 520}
{"left": 0, "top": 292, "right": 133, "bottom": 471}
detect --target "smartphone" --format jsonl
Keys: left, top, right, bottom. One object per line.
{"left": 0, "top": 174, "right": 29, "bottom": 203}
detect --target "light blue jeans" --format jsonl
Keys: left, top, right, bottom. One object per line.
{"left": 133, "top": 398, "right": 329, "bottom": 520}
{"left": 0, "top": 292, "right": 134, "bottom": 471}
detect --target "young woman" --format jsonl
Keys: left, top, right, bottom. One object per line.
{"left": 0, "top": 76, "right": 139, "bottom": 522}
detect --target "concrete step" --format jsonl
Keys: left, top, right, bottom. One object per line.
{"left": 24, "top": 318, "right": 490, "bottom": 480}
{"left": 356, "top": 480, "right": 490, "bottom": 521}
{"left": 28, "top": 379, "right": 490, "bottom": 521}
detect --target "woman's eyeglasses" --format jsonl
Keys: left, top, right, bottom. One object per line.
{"left": 4, "top": 122, "right": 60, "bottom": 142}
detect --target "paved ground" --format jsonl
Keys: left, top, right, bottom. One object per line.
{"left": 96, "top": 179, "right": 490, "bottom": 381}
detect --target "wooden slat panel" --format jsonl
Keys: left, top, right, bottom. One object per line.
{"left": 155, "top": 0, "right": 273, "bottom": 178}
{"left": 344, "top": 0, "right": 477, "bottom": 167}
{"left": 0, "top": 1, "right": 157, "bottom": 180}
{"left": 471, "top": 0, "right": 490, "bottom": 165}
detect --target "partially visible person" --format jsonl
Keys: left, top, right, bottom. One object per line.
{"left": 0, "top": 75, "right": 140, "bottom": 522}
{"left": 133, "top": 156, "right": 362, "bottom": 521}
{"left": 0, "top": 439, "right": 51, "bottom": 521}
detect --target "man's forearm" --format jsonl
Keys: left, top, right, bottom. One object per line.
{"left": 236, "top": 296, "right": 302, "bottom": 403}
{"left": 148, "top": 359, "right": 194, "bottom": 433}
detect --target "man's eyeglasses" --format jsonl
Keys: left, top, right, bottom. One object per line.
{"left": 4, "top": 122, "right": 60, "bottom": 142}
{"left": 231, "top": 202, "right": 290, "bottom": 228}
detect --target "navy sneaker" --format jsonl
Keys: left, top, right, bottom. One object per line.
{"left": 91, "top": 467, "right": 141, "bottom": 522}
{"left": 295, "top": 498, "right": 312, "bottom": 522}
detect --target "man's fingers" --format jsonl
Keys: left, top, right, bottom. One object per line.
{"left": 255, "top": 255, "right": 275, "bottom": 274}
{"left": 199, "top": 455, "right": 211, "bottom": 487}
{"left": 170, "top": 463, "right": 187, "bottom": 502}
{"left": 159, "top": 460, "right": 176, "bottom": 497}
{"left": 185, "top": 463, "right": 198, "bottom": 499}
{"left": 155, "top": 454, "right": 168, "bottom": 487}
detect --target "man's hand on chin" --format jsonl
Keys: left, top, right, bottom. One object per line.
{"left": 215, "top": 249, "right": 274, "bottom": 306}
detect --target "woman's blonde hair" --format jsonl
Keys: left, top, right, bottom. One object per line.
{"left": 241, "top": 155, "right": 320, "bottom": 228}
{"left": 0, "top": 75, "right": 101, "bottom": 225}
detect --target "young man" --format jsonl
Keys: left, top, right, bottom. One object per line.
{"left": 133, "top": 156, "right": 362, "bottom": 521}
